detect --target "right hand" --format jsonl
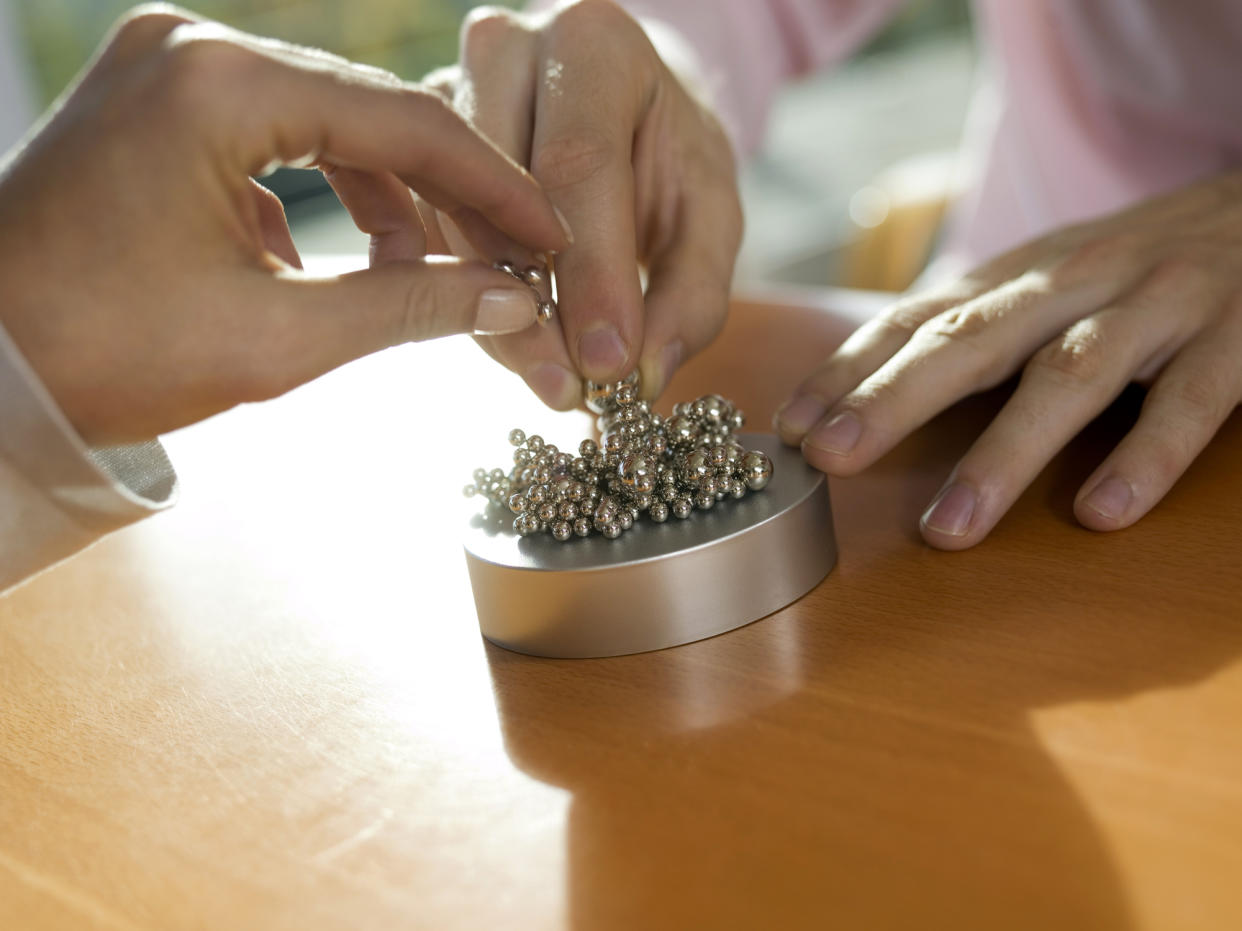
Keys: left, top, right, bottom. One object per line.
{"left": 411, "top": 0, "right": 744, "bottom": 408}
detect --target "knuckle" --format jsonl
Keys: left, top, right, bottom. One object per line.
{"left": 109, "top": 5, "right": 189, "bottom": 57}
{"left": 1046, "top": 232, "right": 1142, "bottom": 289}
{"left": 1139, "top": 432, "right": 1193, "bottom": 488}
{"left": 398, "top": 270, "right": 441, "bottom": 343}
{"left": 921, "top": 304, "right": 995, "bottom": 343}
{"left": 875, "top": 299, "right": 940, "bottom": 342}
{"left": 531, "top": 129, "right": 618, "bottom": 191}
{"left": 1028, "top": 324, "right": 1108, "bottom": 386}
{"left": 461, "top": 6, "right": 522, "bottom": 54}
{"left": 1138, "top": 256, "right": 1209, "bottom": 297}
{"left": 554, "top": 0, "right": 631, "bottom": 33}
{"left": 159, "top": 31, "right": 252, "bottom": 105}
{"left": 847, "top": 375, "right": 900, "bottom": 415}
{"left": 1163, "top": 373, "right": 1226, "bottom": 431}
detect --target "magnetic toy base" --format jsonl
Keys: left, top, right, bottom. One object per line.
{"left": 463, "top": 434, "right": 836, "bottom": 658}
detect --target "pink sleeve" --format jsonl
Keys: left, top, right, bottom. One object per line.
{"left": 529, "top": 0, "right": 908, "bottom": 155}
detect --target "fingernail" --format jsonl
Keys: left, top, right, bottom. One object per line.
{"left": 1082, "top": 475, "right": 1133, "bottom": 521}
{"left": 474, "top": 288, "right": 536, "bottom": 336}
{"left": 805, "top": 411, "right": 862, "bottom": 456}
{"left": 921, "top": 482, "right": 977, "bottom": 537}
{"left": 775, "top": 394, "right": 827, "bottom": 436}
{"left": 553, "top": 206, "right": 574, "bottom": 245}
{"left": 527, "top": 362, "right": 579, "bottom": 409}
{"left": 578, "top": 324, "right": 629, "bottom": 380}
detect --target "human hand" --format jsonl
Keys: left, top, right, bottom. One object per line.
{"left": 775, "top": 173, "right": 1242, "bottom": 549}
{"left": 395, "top": 0, "right": 742, "bottom": 409}
{"left": 0, "top": 5, "right": 570, "bottom": 445}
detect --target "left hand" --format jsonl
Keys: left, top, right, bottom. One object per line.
{"left": 775, "top": 171, "right": 1242, "bottom": 549}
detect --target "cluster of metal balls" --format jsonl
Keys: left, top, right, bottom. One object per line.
{"left": 464, "top": 374, "right": 774, "bottom": 542}
{"left": 493, "top": 260, "right": 556, "bottom": 326}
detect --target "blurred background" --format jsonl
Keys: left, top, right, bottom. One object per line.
{"left": 5, "top": 0, "right": 975, "bottom": 292}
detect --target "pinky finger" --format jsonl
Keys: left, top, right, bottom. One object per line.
{"left": 1075, "top": 316, "right": 1242, "bottom": 531}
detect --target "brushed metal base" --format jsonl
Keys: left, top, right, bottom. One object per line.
{"left": 463, "top": 434, "right": 836, "bottom": 658}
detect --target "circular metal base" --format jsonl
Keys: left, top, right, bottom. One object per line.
{"left": 463, "top": 434, "right": 836, "bottom": 658}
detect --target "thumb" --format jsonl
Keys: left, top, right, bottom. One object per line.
{"left": 256, "top": 256, "right": 539, "bottom": 390}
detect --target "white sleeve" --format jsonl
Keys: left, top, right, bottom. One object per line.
{"left": 0, "top": 321, "right": 178, "bottom": 594}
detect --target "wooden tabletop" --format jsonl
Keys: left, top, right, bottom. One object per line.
{"left": 2, "top": 280, "right": 1241, "bottom": 931}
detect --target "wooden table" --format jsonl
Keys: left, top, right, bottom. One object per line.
{"left": 3, "top": 280, "right": 1240, "bottom": 931}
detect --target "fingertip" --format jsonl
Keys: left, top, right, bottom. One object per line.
{"left": 774, "top": 394, "right": 828, "bottom": 444}
{"left": 474, "top": 287, "right": 538, "bottom": 336}
{"left": 1075, "top": 474, "right": 1139, "bottom": 531}
{"left": 919, "top": 481, "right": 986, "bottom": 550}
{"left": 526, "top": 361, "right": 581, "bottom": 410}
{"left": 919, "top": 522, "right": 984, "bottom": 551}
{"left": 576, "top": 323, "right": 631, "bottom": 383}
{"left": 799, "top": 435, "right": 865, "bottom": 478}
{"left": 801, "top": 410, "right": 863, "bottom": 465}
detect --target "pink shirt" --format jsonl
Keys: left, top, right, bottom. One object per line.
{"left": 622, "top": 0, "right": 1242, "bottom": 269}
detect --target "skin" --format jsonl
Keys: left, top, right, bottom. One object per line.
{"left": 0, "top": 4, "right": 571, "bottom": 446}
{"left": 435, "top": 0, "right": 1242, "bottom": 550}
{"left": 775, "top": 174, "right": 1242, "bottom": 548}
{"left": 370, "top": 0, "right": 743, "bottom": 410}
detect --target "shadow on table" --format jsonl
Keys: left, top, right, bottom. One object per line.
{"left": 483, "top": 298, "right": 1242, "bottom": 930}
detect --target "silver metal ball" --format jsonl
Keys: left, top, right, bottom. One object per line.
{"left": 536, "top": 301, "right": 555, "bottom": 326}
{"left": 508, "top": 428, "right": 526, "bottom": 446}
{"left": 551, "top": 520, "right": 573, "bottom": 542}
{"left": 602, "top": 521, "right": 623, "bottom": 539}
{"left": 508, "top": 493, "right": 527, "bottom": 514}
{"left": 694, "top": 491, "right": 715, "bottom": 510}
{"left": 521, "top": 266, "right": 545, "bottom": 286}
{"left": 573, "top": 517, "right": 592, "bottom": 537}
{"left": 671, "top": 497, "right": 692, "bottom": 519}
{"left": 649, "top": 502, "right": 669, "bottom": 522}
{"left": 494, "top": 260, "right": 518, "bottom": 276}
{"left": 742, "top": 450, "right": 774, "bottom": 491}
{"left": 615, "top": 382, "right": 637, "bottom": 406}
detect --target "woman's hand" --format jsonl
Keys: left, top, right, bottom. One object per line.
{"left": 0, "top": 4, "right": 570, "bottom": 445}
{"left": 776, "top": 173, "right": 1242, "bottom": 548}
{"left": 381, "top": 0, "right": 743, "bottom": 409}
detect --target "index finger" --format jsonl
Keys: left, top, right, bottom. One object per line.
{"left": 159, "top": 22, "right": 572, "bottom": 257}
